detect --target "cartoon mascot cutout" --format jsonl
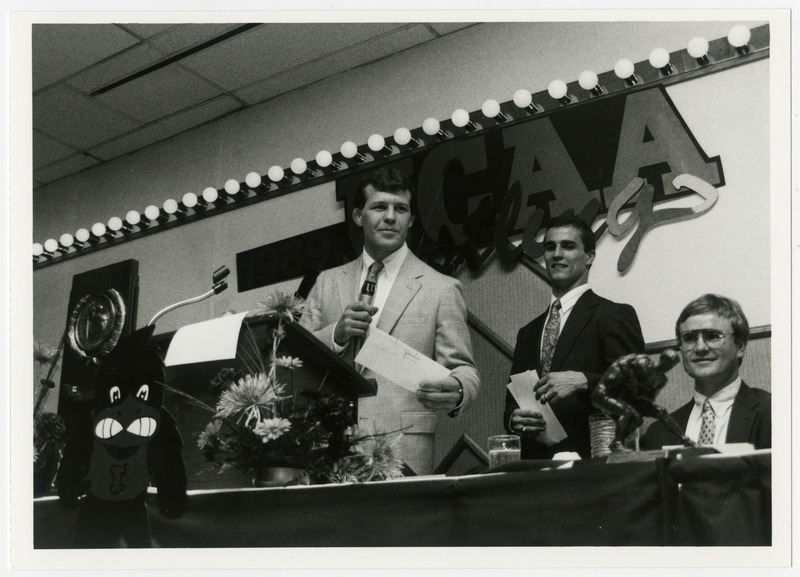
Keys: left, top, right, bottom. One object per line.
{"left": 57, "top": 325, "right": 187, "bottom": 548}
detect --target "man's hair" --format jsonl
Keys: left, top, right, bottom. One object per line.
{"left": 354, "top": 168, "right": 416, "bottom": 212}
{"left": 675, "top": 293, "right": 750, "bottom": 348}
{"left": 546, "top": 215, "right": 596, "bottom": 254}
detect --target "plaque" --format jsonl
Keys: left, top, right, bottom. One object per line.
{"left": 66, "top": 289, "right": 126, "bottom": 363}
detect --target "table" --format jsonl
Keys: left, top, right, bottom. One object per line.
{"left": 34, "top": 452, "right": 771, "bottom": 548}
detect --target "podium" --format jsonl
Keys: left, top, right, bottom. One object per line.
{"left": 155, "top": 311, "right": 376, "bottom": 490}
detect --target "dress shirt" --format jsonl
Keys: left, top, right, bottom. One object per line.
{"left": 539, "top": 283, "right": 592, "bottom": 351}
{"left": 684, "top": 377, "right": 742, "bottom": 445}
{"left": 331, "top": 243, "right": 409, "bottom": 351}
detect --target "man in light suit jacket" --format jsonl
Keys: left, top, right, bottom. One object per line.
{"left": 504, "top": 215, "right": 644, "bottom": 459}
{"left": 302, "top": 168, "right": 480, "bottom": 475}
{"left": 642, "top": 294, "right": 771, "bottom": 450}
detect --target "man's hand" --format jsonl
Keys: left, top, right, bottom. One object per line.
{"left": 333, "top": 301, "right": 378, "bottom": 346}
{"left": 510, "top": 408, "right": 546, "bottom": 436}
{"left": 417, "top": 376, "right": 463, "bottom": 412}
{"left": 533, "top": 371, "right": 588, "bottom": 404}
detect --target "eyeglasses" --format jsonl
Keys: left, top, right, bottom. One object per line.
{"left": 678, "top": 329, "right": 733, "bottom": 350}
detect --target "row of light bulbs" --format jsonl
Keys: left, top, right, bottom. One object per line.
{"left": 33, "top": 25, "right": 754, "bottom": 263}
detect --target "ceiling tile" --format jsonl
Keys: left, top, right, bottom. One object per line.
{"left": 235, "top": 24, "right": 437, "bottom": 105}
{"left": 428, "top": 23, "right": 477, "bottom": 36}
{"left": 89, "top": 96, "right": 242, "bottom": 161}
{"left": 94, "top": 64, "right": 224, "bottom": 124}
{"left": 33, "top": 131, "right": 78, "bottom": 169}
{"left": 180, "top": 23, "right": 409, "bottom": 91}
{"left": 118, "top": 23, "right": 175, "bottom": 39}
{"left": 32, "top": 24, "right": 141, "bottom": 91}
{"left": 33, "top": 153, "right": 100, "bottom": 185}
{"left": 145, "top": 23, "right": 247, "bottom": 55}
{"left": 65, "top": 43, "right": 165, "bottom": 94}
{"left": 33, "top": 85, "right": 140, "bottom": 149}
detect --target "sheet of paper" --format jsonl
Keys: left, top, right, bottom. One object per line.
{"left": 506, "top": 370, "right": 567, "bottom": 446}
{"left": 354, "top": 327, "right": 450, "bottom": 393}
{"left": 164, "top": 312, "right": 249, "bottom": 366}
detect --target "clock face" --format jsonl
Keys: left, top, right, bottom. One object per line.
{"left": 67, "top": 289, "right": 126, "bottom": 362}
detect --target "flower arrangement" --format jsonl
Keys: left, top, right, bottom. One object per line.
{"left": 33, "top": 340, "right": 67, "bottom": 493}
{"left": 194, "top": 292, "right": 404, "bottom": 485}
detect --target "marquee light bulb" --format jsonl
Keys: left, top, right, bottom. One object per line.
{"left": 75, "top": 228, "right": 90, "bottom": 243}
{"left": 107, "top": 216, "right": 123, "bottom": 231}
{"left": 224, "top": 179, "right": 240, "bottom": 195}
{"left": 340, "top": 141, "right": 358, "bottom": 158}
{"left": 687, "top": 36, "right": 710, "bottom": 60}
{"left": 59, "top": 233, "right": 74, "bottom": 248}
{"left": 727, "top": 25, "right": 751, "bottom": 49}
{"left": 290, "top": 158, "right": 308, "bottom": 175}
{"left": 367, "top": 134, "right": 385, "bottom": 151}
{"left": 163, "top": 199, "right": 179, "bottom": 214}
{"left": 125, "top": 210, "right": 141, "bottom": 226}
{"left": 393, "top": 127, "right": 416, "bottom": 147}
{"left": 614, "top": 59, "right": 637, "bottom": 85}
{"left": 91, "top": 222, "right": 107, "bottom": 237}
{"left": 202, "top": 187, "right": 219, "bottom": 204}
{"left": 513, "top": 89, "right": 532, "bottom": 108}
{"left": 182, "top": 192, "right": 198, "bottom": 208}
{"left": 451, "top": 109, "right": 469, "bottom": 127}
{"left": 422, "top": 117, "right": 441, "bottom": 136}
{"left": 578, "top": 70, "right": 599, "bottom": 91}
{"left": 32, "top": 243, "right": 44, "bottom": 257}
{"left": 481, "top": 99, "right": 500, "bottom": 118}
{"left": 44, "top": 238, "right": 58, "bottom": 253}
{"left": 316, "top": 150, "right": 333, "bottom": 167}
{"left": 547, "top": 80, "right": 568, "bottom": 100}
{"left": 649, "top": 48, "right": 673, "bottom": 75}
{"left": 268, "top": 165, "right": 285, "bottom": 182}
{"left": 245, "top": 172, "right": 262, "bottom": 188}
{"left": 144, "top": 205, "right": 160, "bottom": 221}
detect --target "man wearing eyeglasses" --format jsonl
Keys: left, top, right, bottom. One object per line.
{"left": 642, "top": 293, "right": 771, "bottom": 450}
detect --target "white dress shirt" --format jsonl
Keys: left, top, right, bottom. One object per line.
{"left": 540, "top": 283, "right": 592, "bottom": 351}
{"left": 684, "top": 377, "right": 742, "bottom": 445}
{"left": 331, "top": 243, "right": 409, "bottom": 351}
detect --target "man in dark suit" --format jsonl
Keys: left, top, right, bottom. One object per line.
{"left": 642, "top": 294, "right": 771, "bottom": 450}
{"left": 504, "top": 215, "right": 644, "bottom": 459}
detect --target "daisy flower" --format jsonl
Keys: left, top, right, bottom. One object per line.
{"left": 254, "top": 418, "right": 292, "bottom": 442}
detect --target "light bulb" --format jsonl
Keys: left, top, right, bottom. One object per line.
{"left": 59, "top": 233, "right": 74, "bottom": 248}
{"left": 91, "top": 223, "right": 107, "bottom": 237}
{"left": 393, "top": 127, "right": 413, "bottom": 146}
{"left": 245, "top": 172, "right": 262, "bottom": 188}
{"left": 125, "top": 210, "right": 141, "bottom": 226}
{"left": 481, "top": 99, "right": 500, "bottom": 118}
{"left": 451, "top": 109, "right": 469, "bottom": 127}
{"left": 578, "top": 70, "right": 599, "bottom": 91}
{"left": 547, "top": 80, "right": 568, "bottom": 100}
{"left": 182, "top": 192, "right": 198, "bottom": 208}
{"left": 687, "top": 36, "right": 709, "bottom": 60}
{"left": 75, "top": 228, "right": 90, "bottom": 243}
{"left": 163, "top": 199, "right": 179, "bottom": 214}
{"left": 727, "top": 25, "right": 751, "bottom": 49}
{"left": 107, "top": 216, "right": 123, "bottom": 231}
{"left": 340, "top": 141, "right": 358, "bottom": 158}
{"left": 44, "top": 239, "right": 58, "bottom": 253}
{"left": 144, "top": 205, "right": 160, "bottom": 221}
{"left": 224, "top": 179, "right": 240, "bottom": 195}
{"left": 291, "top": 158, "right": 308, "bottom": 175}
{"left": 202, "top": 187, "right": 219, "bottom": 204}
{"left": 316, "top": 150, "right": 333, "bottom": 167}
{"left": 32, "top": 243, "right": 43, "bottom": 257}
{"left": 268, "top": 165, "right": 285, "bottom": 182}
{"left": 367, "top": 134, "right": 385, "bottom": 151}
{"left": 614, "top": 59, "right": 637, "bottom": 85}
{"left": 513, "top": 89, "right": 532, "bottom": 108}
{"left": 422, "top": 118, "right": 441, "bottom": 136}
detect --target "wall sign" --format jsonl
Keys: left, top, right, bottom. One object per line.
{"left": 336, "top": 86, "right": 723, "bottom": 275}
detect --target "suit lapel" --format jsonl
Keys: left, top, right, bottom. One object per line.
{"left": 336, "top": 256, "right": 362, "bottom": 314}
{"left": 550, "top": 289, "right": 597, "bottom": 371}
{"left": 376, "top": 252, "right": 423, "bottom": 334}
{"left": 726, "top": 382, "right": 757, "bottom": 443}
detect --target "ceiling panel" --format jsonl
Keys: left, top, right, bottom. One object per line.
{"left": 32, "top": 24, "right": 141, "bottom": 91}
{"left": 180, "top": 23, "right": 409, "bottom": 92}
{"left": 118, "top": 23, "right": 175, "bottom": 39}
{"left": 428, "top": 23, "right": 475, "bottom": 35}
{"left": 144, "top": 23, "right": 246, "bottom": 55}
{"left": 33, "top": 131, "right": 78, "bottom": 168}
{"left": 94, "top": 64, "right": 225, "bottom": 124}
{"left": 234, "top": 23, "right": 439, "bottom": 105}
{"left": 88, "top": 95, "right": 243, "bottom": 161}
{"left": 33, "top": 85, "right": 140, "bottom": 149}
{"left": 33, "top": 153, "right": 100, "bottom": 185}
{"left": 65, "top": 43, "right": 166, "bottom": 94}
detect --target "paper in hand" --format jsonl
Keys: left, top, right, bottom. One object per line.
{"left": 355, "top": 327, "right": 450, "bottom": 392}
{"left": 507, "top": 370, "right": 567, "bottom": 446}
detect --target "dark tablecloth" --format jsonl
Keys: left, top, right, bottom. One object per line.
{"left": 34, "top": 452, "right": 771, "bottom": 548}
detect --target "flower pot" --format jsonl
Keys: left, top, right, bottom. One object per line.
{"left": 251, "top": 466, "right": 310, "bottom": 488}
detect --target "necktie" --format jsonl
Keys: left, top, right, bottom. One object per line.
{"left": 352, "top": 261, "right": 384, "bottom": 360}
{"left": 540, "top": 299, "right": 561, "bottom": 376}
{"left": 698, "top": 399, "right": 716, "bottom": 446}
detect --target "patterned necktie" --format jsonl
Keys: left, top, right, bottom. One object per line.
{"left": 698, "top": 399, "right": 716, "bottom": 446}
{"left": 353, "top": 261, "right": 384, "bottom": 361}
{"left": 540, "top": 299, "right": 561, "bottom": 376}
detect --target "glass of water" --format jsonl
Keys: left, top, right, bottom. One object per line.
{"left": 487, "top": 434, "right": 521, "bottom": 468}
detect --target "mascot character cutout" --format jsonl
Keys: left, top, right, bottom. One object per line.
{"left": 57, "top": 325, "right": 187, "bottom": 547}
